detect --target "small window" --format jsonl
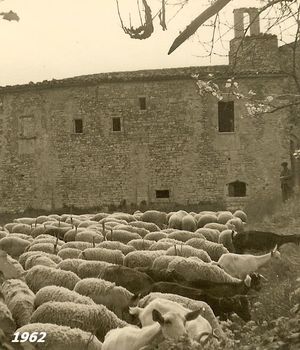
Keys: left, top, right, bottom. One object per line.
{"left": 156, "top": 190, "right": 170, "bottom": 199}
{"left": 228, "top": 181, "right": 246, "bottom": 197}
{"left": 74, "top": 119, "right": 83, "bottom": 133}
{"left": 112, "top": 117, "right": 122, "bottom": 132}
{"left": 218, "top": 101, "right": 234, "bottom": 132}
{"left": 139, "top": 97, "right": 147, "bottom": 110}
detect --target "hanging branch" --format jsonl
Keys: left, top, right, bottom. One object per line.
{"left": 168, "top": 0, "right": 231, "bottom": 55}
{"left": 116, "top": 0, "right": 154, "bottom": 40}
{"left": 159, "top": 0, "right": 167, "bottom": 31}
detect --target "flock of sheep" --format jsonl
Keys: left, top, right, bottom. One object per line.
{"left": 0, "top": 208, "right": 299, "bottom": 350}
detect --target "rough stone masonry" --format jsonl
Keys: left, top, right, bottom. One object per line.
{"left": 0, "top": 7, "right": 299, "bottom": 213}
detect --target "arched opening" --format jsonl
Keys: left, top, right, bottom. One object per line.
{"left": 228, "top": 181, "right": 247, "bottom": 197}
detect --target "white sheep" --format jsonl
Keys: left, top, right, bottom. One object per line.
{"left": 98, "top": 240, "right": 136, "bottom": 255}
{"left": 195, "top": 228, "right": 220, "bottom": 243}
{"left": 226, "top": 217, "right": 245, "bottom": 233}
{"left": 218, "top": 229, "right": 237, "bottom": 253}
{"left": 15, "top": 323, "right": 103, "bottom": 350}
{"left": 11, "top": 223, "right": 32, "bottom": 235}
{"left": 114, "top": 224, "right": 149, "bottom": 238}
{"left": 0, "top": 250, "right": 25, "bottom": 280}
{"left": 109, "top": 212, "right": 137, "bottom": 223}
{"left": 152, "top": 255, "right": 186, "bottom": 271}
{"left": 25, "top": 254, "right": 57, "bottom": 270}
{"left": 75, "top": 229, "right": 103, "bottom": 243}
{"left": 149, "top": 241, "right": 176, "bottom": 251}
{"left": 74, "top": 277, "right": 139, "bottom": 318}
{"left": 124, "top": 250, "right": 166, "bottom": 268}
{"left": 217, "top": 211, "right": 234, "bottom": 224}
{"left": 32, "top": 235, "right": 64, "bottom": 246}
{"left": 77, "top": 220, "right": 100, "bottom": 228}
{"left": 129, "top": 298, "right": 213, "bottom": 343}
{"left": 186, "top": 238, "right": 229, "bottom": 261}
{"left": 34, "top": 286, "right": 96, "bottom": 308}
{"left": 204, "top": 223, "right": 228, "bottom": 233}
{"left": 166, "top": 245, "right": 212, "bottom": 263}
{"left": 77, "top": 261, "right": 115, "bottom": 279}
{"left": 129, "top": 220, "right": 161, "bottom": 232}
{"left": 79, "top": 247, "right": 124, "bottom": 265}
{"left": 196, "top": 213, "right": 218, "bottom": 228}
{"left": 0, "top": 236, "right": 30, "bottom": 258}
{"left": 28, "top": 242, "right": 60, "bottom": 254}
{"left": 0, "top": 230, "right": 8, "bottom": 239}
{"left": 102, "top": 307, "right": 201, "bottom": 350}
{"left": 144, "top": 231, "right": 167, "bottom": 241}
{"left": 56, "top": 258, "right": 86, "bottom": 275}
{"left": 127, "top": 239, "right": 154, "bottom": 250}
{"left": 57, "top": 248, "right": 82, "bottom": 260}
{"left": 233, "top": 209, "right": 247, "bottom": 222}
{"left": 1, "top": 279, "right": 35, "bottom": 327}
{"left": 90, "top": 212, "right": 110, "bottom": 221}
{"left": 168, "top": 211, "right": 187, "bottom": 230}
{"left": 61, "top": 241, "right": 92, "bottom": 250}
{"left": 0, "top": 300, "right": 16, "bottom": 336}
{"left": 63, "top": 227, "right": 86, "bottom": 242}
{"left": 7, "top": 233, "right": 33, "bottom": 242}
{"left": 25, "top": 265, "right": 81, "bottom": 293}
{"left": 168, "top": 230, "right": 207, "bottom": 242}
{"left": 141, "top": 210, "right": 167, "bottom": 229}
{"left": 31, "top": 301, "right": 128, "bottom": 342}
{"left": 167, "top": 256, "right": 242, "bottom": 284}
{"left": 182, "top": 214, "right": 197, "bottom": 232}
{"left": 217, "top": 245, "right": 281, "bottom": 279}
{"left": 13, "top": 217, "right": 36, "bottom": 225}
{"left": 106, "top": 229, "right": 141, "bottom": 244}
{"left": 18, "top": 251, "right": 62, "bottom": 269}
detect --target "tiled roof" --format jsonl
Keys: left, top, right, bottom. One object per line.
{"left": 0, "top": 65, "right": 229, "bottom": 92}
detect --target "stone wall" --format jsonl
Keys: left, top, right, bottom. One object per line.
{"left": 0, "top": 67, "right": 292, "bottom": 213}
{"left": 229, "top": 34, "right": 281, "bottom": 74}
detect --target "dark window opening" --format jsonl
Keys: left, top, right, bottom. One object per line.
{"left": 228, "top": 181, "right": 246, "bottom": 197}
{"left": 74, "top": 119, "right": 83, "bottom": 133}
{"left": 218, "top": 101, "right": 234, "bottom": 132}
{"left": 112, "top": 117, "right": 121, "bottom": 132}
{"left": 139, "top": 97, "right": 147, "bottom": 110}
{"left": 156, "top": 190, "right": 170, "bottom": 199}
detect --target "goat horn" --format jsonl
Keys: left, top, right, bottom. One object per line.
{"left": 259, "top": 274, "right": 268, "bottom": 281}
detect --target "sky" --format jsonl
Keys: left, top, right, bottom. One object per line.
{"left": 0, "top": 0, "right": 296, "bottom": 86}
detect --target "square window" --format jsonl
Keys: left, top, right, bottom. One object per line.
{"left": 228, "top": 181, "right": 246, "bottom": 197}
{"left": 112, "top": 117, "right": 122, "bottom": 132}
{"left": 139, "top": 97, "right": 147, "bottom": 110}
{"left": 19, "top": 115, "right": 35, "bottom": 138}
{"left": 156, "top": 190, "right": 170, "bottom": 199}
{"left": 74, "top": 119, "right": 83, "bottom": 133}
{"left": 218, "top": 101, "right": 234, "bottom": 132}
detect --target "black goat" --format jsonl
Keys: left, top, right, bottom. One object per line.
{"left": 184, "top": 272, "right": 263, "bottom": 298}
{"left": 134, "top": 266, "right": 184, "bottom": 283}
{"left": 139, "top": 281, "right": 252, "bottom": 321}
{"left": 232, "top": 230, "right": 300, "bottom": 253}
{"left": 99, "top": 265, "right": 154, "bottom": 294}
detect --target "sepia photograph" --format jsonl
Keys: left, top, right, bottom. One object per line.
{"left": 0, "top": 0, "right": 299, "bottom": 349}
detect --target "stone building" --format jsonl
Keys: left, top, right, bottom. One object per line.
{"left": 0, "top": 7, "right": 299, "bottom": 213}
